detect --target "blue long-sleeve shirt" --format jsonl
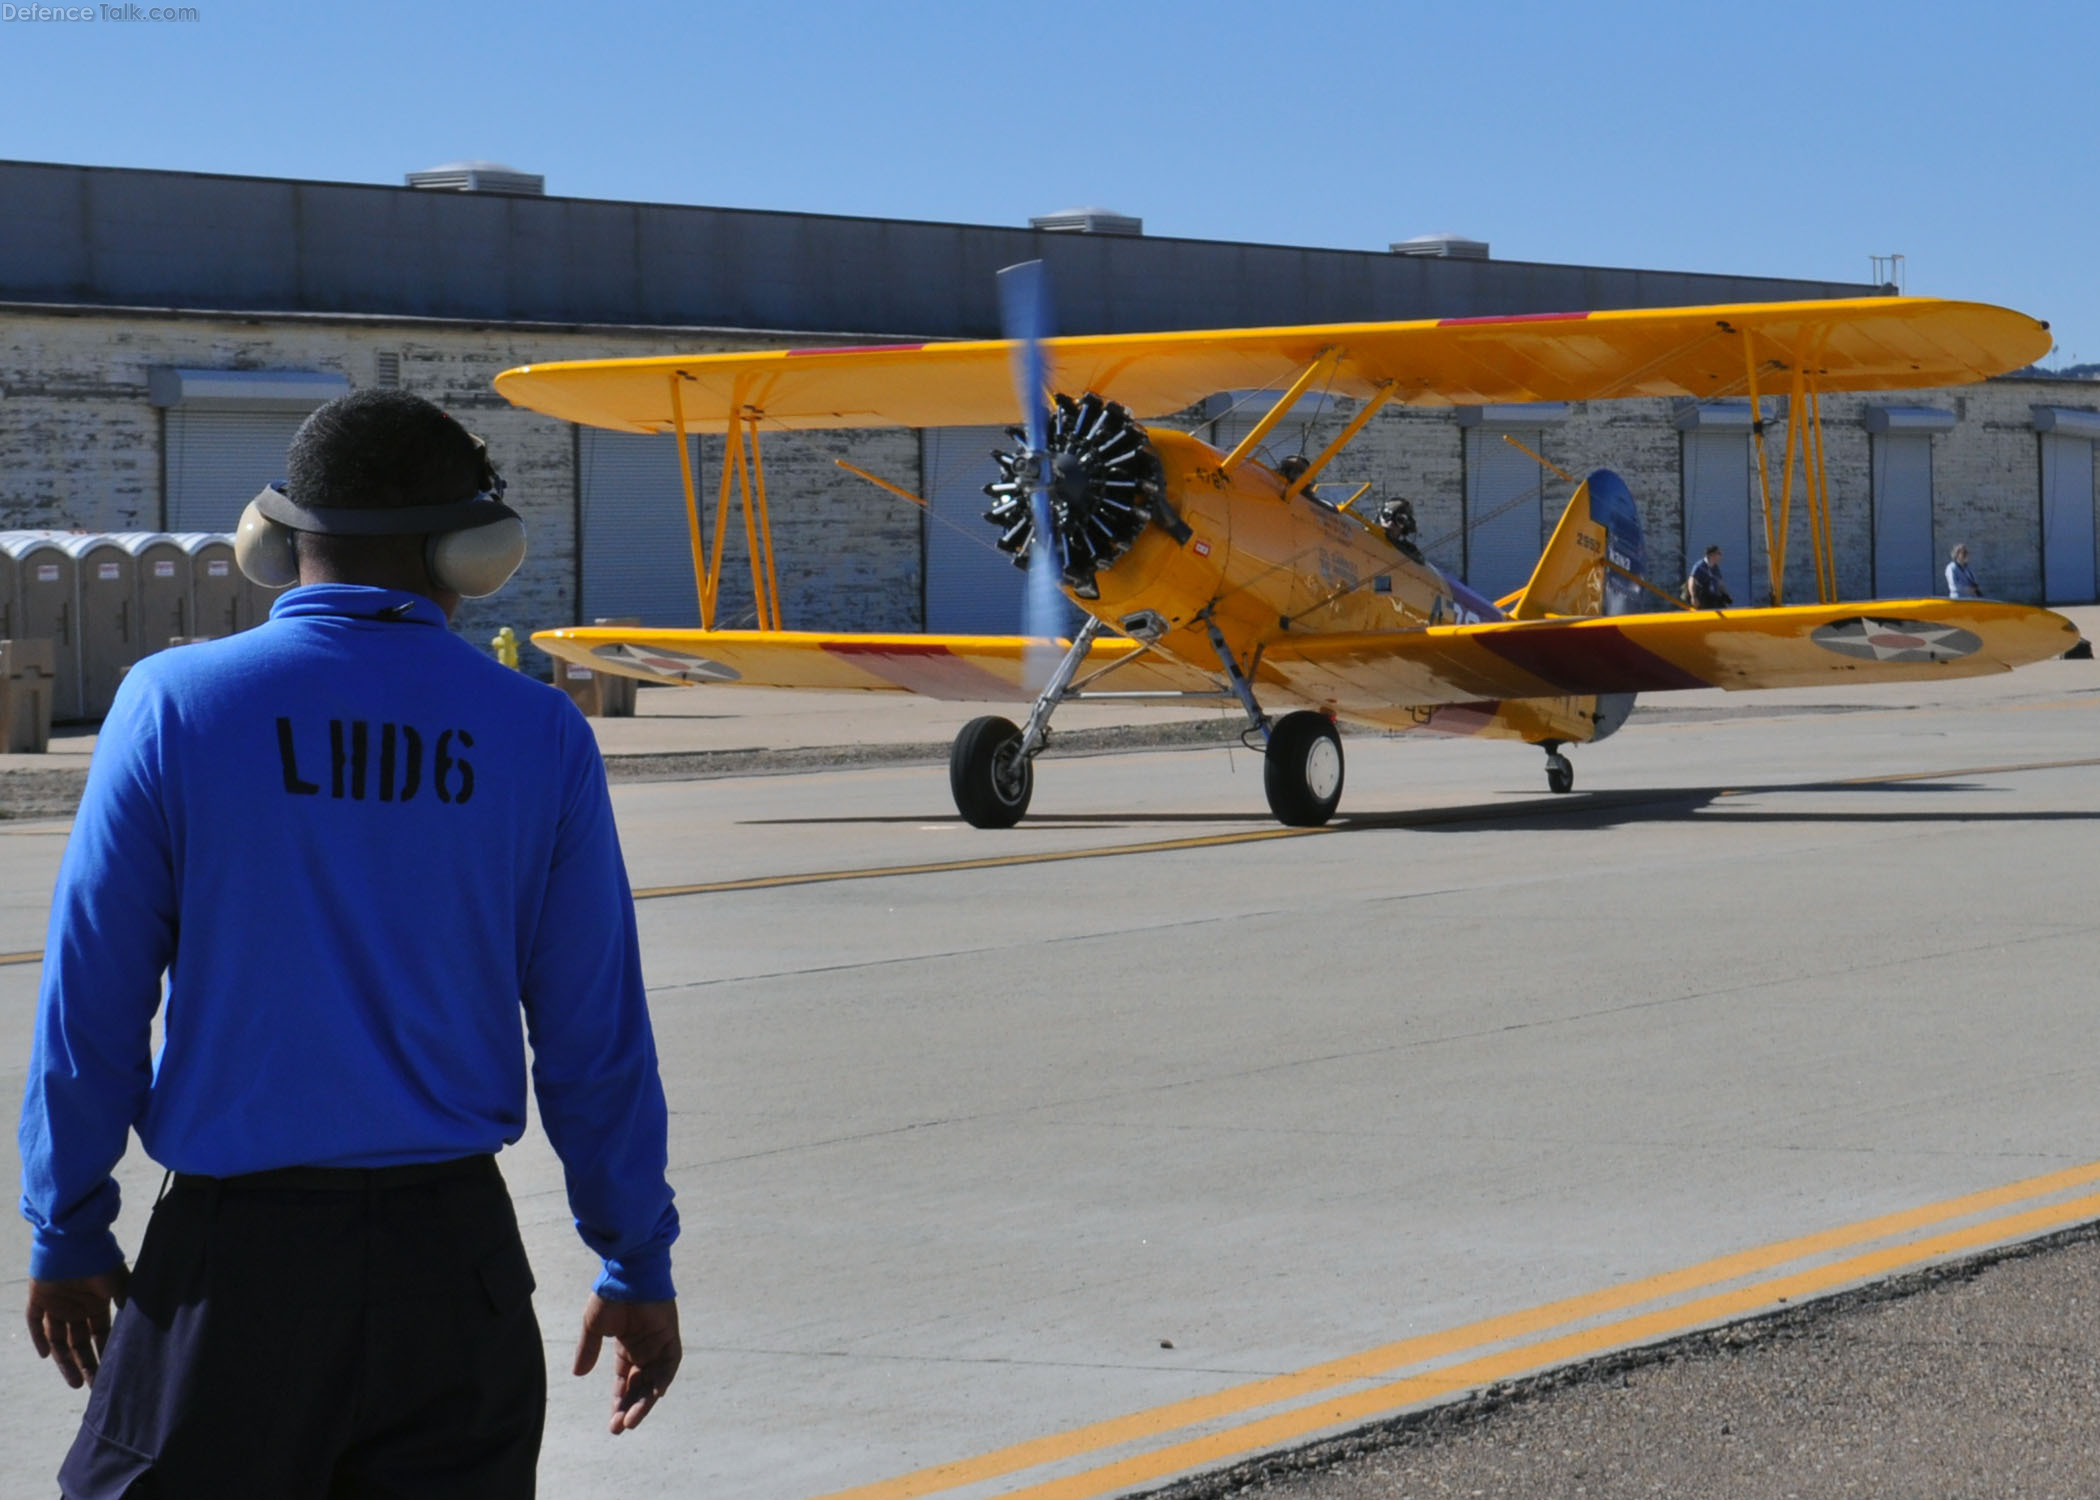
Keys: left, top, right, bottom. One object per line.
{"left": 18, "top": 584, "right": 677, "bottom": 1301}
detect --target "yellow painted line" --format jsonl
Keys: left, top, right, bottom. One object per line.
{"left": 630, "top": 826, "right": 1329, "bottom": 900}
{"left": 996, "top": 1190, "right": 2100, "bottom": 1500}
{"left": 809, "top": 1158, "right": 2100, "bottom": 1500}
{"left": 0, "top": 950, "right": 41, "bottom": 968}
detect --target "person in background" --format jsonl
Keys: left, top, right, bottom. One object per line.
{"left": 1688, "top": 544, "right": 1733, "bottom": 609}
{"left": 1946, "top": 543, "right": 1984, "bottom": 599}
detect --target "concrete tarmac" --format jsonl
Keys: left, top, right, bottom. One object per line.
{"left": 3, "top": 642, "right": 2099, "bottom": 1497}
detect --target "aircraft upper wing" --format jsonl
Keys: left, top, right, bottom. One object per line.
{"left": 1258, "top": 599, "right": 2080, "bottom": 712}
{"left": 494, "top": 297, "right": 2050, "bottom": 435}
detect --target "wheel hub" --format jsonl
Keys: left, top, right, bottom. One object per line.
{"left": 1304, "top": 737, "right": 1343, "bottom": 801}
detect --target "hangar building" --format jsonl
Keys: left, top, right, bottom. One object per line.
{"left": 1, "top": 157, "right": 2096, "bottom": 661}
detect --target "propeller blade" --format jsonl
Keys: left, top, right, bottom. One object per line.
{"left": 997, "top": 260, "right": 1063, "bottom": 678}
{"left": 996, "top": 260, "right": 1052, "bottom": 456}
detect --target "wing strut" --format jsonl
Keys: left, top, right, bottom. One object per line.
{"left": 678, "top": 395, "right": 784, "bottom": 632}
{"left": 1219, "top": 349, "right": 1343, "bottom": 477}
{"left": 1282, "top": 381, "right": 1397, "bottom": 502}
{"left": 668, "top": 373, "right": 715, "bottom": 630}
{"left": 1742, "top": 330, "right": 1782, "bottom": 606}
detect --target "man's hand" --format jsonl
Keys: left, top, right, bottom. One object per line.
{"left": 26, "top": 1268, "right": 130, "bottom": 1390}
{"left": 573, "top": 1294, "right": 681, "bottom": 1434}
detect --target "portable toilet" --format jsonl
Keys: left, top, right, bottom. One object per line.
{"left": 121, "top": 533, "right": 194, "bottom": 651}
{"left": 0, "top": 533, "right": 82, "bottom": 721}
{"left": 63, "top": 534, "right": 139, "bottom": 720}
{"left": 174, "top": 533, "right": 241, "bottom": 638}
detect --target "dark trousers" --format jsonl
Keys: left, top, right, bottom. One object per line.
{"left": 60, "top": 1155, "right": 545, "bottom": 1499}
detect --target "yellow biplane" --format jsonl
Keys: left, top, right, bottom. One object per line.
{"left": 497, "top": 283, "right": 2079, "bottom": 828}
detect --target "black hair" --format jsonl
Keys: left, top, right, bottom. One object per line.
{"left": 284, "top": 390, "right": 493, "bottom": 588}
{"left": 286, "top": 389, "right": 488, "bottom": 512}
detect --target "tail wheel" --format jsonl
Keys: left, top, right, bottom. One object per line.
{"left": 1545, "top": 751, "right": 1574, "bottom": 794}
{"left": 1264, "top": 711, "right": 1344, "bottom": 827}
{"left": 951, "top": 716, "right": 1034, "bottom": 828}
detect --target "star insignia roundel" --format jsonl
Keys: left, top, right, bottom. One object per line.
{"left": 1809, "top": 617, "right": 1982, "bottom": 664}
{"left": 591, "top": 642, "right": 743, "bottom": 683}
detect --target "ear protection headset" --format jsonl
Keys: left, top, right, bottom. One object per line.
{"left": 234, "top": 439, "right": 527, "bottom": 599}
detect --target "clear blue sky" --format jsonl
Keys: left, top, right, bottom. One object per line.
{"left": 2, "top": 0, "right": 2093, "bottom": 363}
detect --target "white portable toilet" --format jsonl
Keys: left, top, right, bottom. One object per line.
{"left": 62, "top": 534, "right": 139, "bottom": 720}
{"left": 119, "top": 533, "right": 194, "bottom": 651}
{"left": 173, "top": 532, "right": 242, "bottom": 638}
{"left": 0, "top": 533, "right": 83, "bottom": 721}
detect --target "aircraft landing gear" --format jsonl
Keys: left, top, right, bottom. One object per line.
{"left": 949, "top": 617, "right": 1103, "bottom": 828}
{"left": 951, "top": 716, "right": 1033, "bottom": 827}
{"left": 1266, "top": 711, "right": 1345, "bottom": 826}
{"left": 1199, "top": 612, "right": 1346, "bottom": 828}
{"left": 1542, "top": 742, "right": 1575, "bottom": 794}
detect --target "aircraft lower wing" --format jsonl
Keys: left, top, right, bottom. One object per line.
{"left": 536, "top": 600, "right": 2076, "bottom": 715}
{"left": 532, "top": 626, "right": 1218, "bottom": 699}
{"left": 1260, "top": 599, "right": 2081, "bottom": 712}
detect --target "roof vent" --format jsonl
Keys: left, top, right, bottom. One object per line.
{"left": 1391, "top": 232, "right": 1490, "bottom": 260}
{"left": 1030, "top": 206, "right": 1143, "bottom": 236}
{"left": 405, "top": 161, "right": 545, "bottom": 196}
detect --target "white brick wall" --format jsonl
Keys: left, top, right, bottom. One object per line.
{"left": 0, "top": 310, "right": 929, "bottom": 652}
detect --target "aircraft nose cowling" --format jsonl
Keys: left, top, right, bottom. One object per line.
{"left": 982, "top": 393, "right": 1162, "bottom": 599}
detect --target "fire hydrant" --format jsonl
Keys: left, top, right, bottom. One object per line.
{"left": 490, "top": 626, "right": 520, "bottom": 670}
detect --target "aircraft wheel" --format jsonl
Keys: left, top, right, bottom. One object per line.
{"left": 951, "top": 715, "right": 1033, "bottom": 828}
{"left": 1264, "top": 711, "right": 1344, "bottom": 827}
{"left": 1545, "top": 751, "right": 1574, "bottom": 794}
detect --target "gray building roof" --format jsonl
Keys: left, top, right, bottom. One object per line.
{"left": 0, "top": 159, "right": 1881, "bottom": 338}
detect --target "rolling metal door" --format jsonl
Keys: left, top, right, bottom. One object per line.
{"left": 164, "top": 409, "right": 309, "bottom": 532}
{"left": 922, "top": 427, "right": 1079, "bottom": 635}
{"left": 1871, "top": 432, "right": 1935, "bottom": 598}
{"left": 578, "top": 429, "right": 704, "bottom": 628}
{"left": 2041, "top": 433, "right": 2096, "bottom": 604}
{"left": 1463, "top": 428, "right": 1547, "bottom": 600}
{"left": 1682, "top": 431, "right": 1754, "bottom": 604}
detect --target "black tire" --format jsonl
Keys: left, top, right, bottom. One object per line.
{"left": 1264, "top": 711, "right": 1344, "bottom": 827}
{"left": 951, "top": 715, "right": 1033, "bottom": 828}
{"left": 1546, "top": 753, "right": 1574, "bottom": 794}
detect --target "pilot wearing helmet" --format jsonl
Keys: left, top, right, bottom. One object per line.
{"left": 19, "top": 391, "right": 679, "bottom": 1497}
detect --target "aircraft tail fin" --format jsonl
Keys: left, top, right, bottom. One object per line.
{"left": 1509, "top": 469, "right": 1646, "bottom": 621}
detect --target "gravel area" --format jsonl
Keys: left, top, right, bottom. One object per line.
{"left": 1160, "top": 1225, "right": 2100, "bottom": 1500}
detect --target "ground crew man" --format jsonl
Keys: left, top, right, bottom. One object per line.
{"left": 18, "top": 390, "right": 680, "bottom": 1496}
{"left": 1688, "top": 544, "right": 1733, "bottom": 609}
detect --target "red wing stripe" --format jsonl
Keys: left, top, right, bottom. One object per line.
{"left": 820, "top": 640, "right": 1023, "bottom": 699}
{"left": 1474, "top": 624, "right": 1710, "bottom": 692}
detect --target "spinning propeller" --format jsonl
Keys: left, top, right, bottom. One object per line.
{"left": 985, "top": 261, "right": 1160, "bottom": 681}
{"left": 993, "top": 261, "right": 1064, "bottom": 674}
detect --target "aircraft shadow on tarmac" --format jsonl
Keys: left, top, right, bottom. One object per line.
{"left": 740, "top": 775, "right": 2100, "bottom": 835}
